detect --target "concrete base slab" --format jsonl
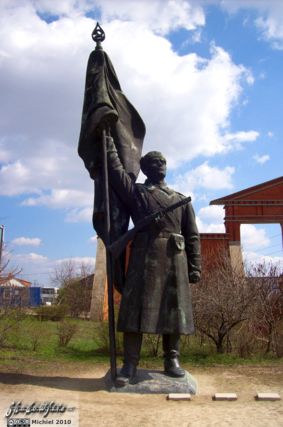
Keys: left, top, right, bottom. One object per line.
{"left": 167, "top": 393, "right": 192, "bottom": 401}
{"left": 105, "top": 369, "right": 197, "bottom": 394}
{"left": 255, "top": 392, "right": 281, "bottom": 401}
{"left": 213, "top": 393, "right": 238, "bottom": 401}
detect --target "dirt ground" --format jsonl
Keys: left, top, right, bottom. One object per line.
{"left": 0, "top": 362, "right": 282, "bottom": 427}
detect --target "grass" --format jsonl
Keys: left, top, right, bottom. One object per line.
{"left": 0, "top": 314, "right": 282, "bottom": 371}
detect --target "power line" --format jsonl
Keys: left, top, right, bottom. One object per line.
{"left": 0, "top": 225, "right": 4, "bottom": 268}
{"left": 259, "top": 243, "right": 282, "bottom": 251}
{"left": 260, "top": 250, "right": 283, "bottom": 257}
{"left": 14, "top": 272, "right": 52, "bottom": 280}
{"left": 245, "top": 247, "right": 282, "bottom": 256}
{"left": 269, "top": 233, "right": 282, "bottom": 240}
{"left": 243, "top": 243, "right": 282, "bottom": 254}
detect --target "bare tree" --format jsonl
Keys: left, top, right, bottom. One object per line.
{"left": 0, "top": 243, "right": 22, "bottom": 279}
{"left": 51, "top": 260, "right": 94, "bottom": 318}
{"left": 192, "top": 251, "right": 257, "bottom": 353}
{"left": 248, "top": 262, "right": 283, "bottom": 356}
{"left": 50, "top": 260, "right": 78, "bottom": 288}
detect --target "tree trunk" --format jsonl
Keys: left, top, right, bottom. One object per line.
{"left": 216, "top": 339, "right": 224, "bottom": 353}
{"left": 265, "top": 323, "right": 273, "bottom": 354}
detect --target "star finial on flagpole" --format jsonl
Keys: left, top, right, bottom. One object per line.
{"left": 92, "top": 22, "right": 105, "bottom": 49}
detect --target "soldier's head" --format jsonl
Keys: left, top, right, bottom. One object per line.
{"left": 140, "top": 151, "right": 167, "bottom": 182}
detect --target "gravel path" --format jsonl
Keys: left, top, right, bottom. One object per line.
{"left": 0, "top": 363, "right": 282, "bottom": 427}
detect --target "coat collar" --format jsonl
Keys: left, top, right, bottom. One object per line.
{"left": 144, "top": 179, "right": 174, "bottom": 195}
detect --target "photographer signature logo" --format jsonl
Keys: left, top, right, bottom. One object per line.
{"left": 5, "top": 402, "right": 73, "bottom": 419}
{"left": 7, "top": 419, "right": 30, "bottom": 427}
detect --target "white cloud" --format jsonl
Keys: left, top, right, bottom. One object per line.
{"left": 171, "top": 162, "right": 235, "bottom": 195}
{"left": 241, "top": 224, "right": 270, "bottom": 252}
{"left": 256, "top": 15, "right": 283, "bottom": 50}
{"left": 197, "top": 217, "right": 225, "bottom": 233}
{"left": 0, "top": 1, "right": 256, "bottom": 221}
{"left": 253, "top": 154, "right": 270, "bottom": 164}
{"left": 97, "top": 0, "right": 205, "bottom": 35}
{"left": 22, "top": 189, "right": 91, "bottom": 209}
{"left": 196, "top": 205, "right": 225, "bottom": 233}
{"left": 10, "top": 252, "right": 95, "bottom": 286}
{"left": 31, "top": 0, "right": 92, "bottom": 17}
{"left": 26, "top": 252, "right": 48, "bottom": 261}
{"left": 12, "top": 252, "right": 48, "bottom": 264}
{"left": 9, "top": 251, "right": 50, "bottom": 285}
{"left": 198, "top": 205, "right": 224, "bottom": 222}
{"left": 113, "top": 37, "right": 254, "bottom": 167}
{"left": 12, "top": 237, "right": 42, "bottom": 247}
{"left": 243, "top": 251, "right": 283, "bottom": 272}
{"left": 0, "top": 161, "right": 32, "bottom": 196}
{"left": 224, "top": 130, "right": 259, "bottom": 149}
{"left": 65, "top": 207, "right": 93, "bottom": 223}
{"left": 220, "top": 0, "right": 283, "bottom": 50}
{"left": 55, "top": 256, "right": 95, "bottom": 268}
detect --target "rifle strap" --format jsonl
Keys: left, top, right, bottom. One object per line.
{"left": 137, "top": 184, "right": 182, "bottom": 230}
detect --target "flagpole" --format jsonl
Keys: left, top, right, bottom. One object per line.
{"left": 102, "top": 127, "right": 117, "bottom": 381}
{"left": 92, "top": 23, "right": 117, "bottom": 381}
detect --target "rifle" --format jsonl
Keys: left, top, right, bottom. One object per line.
{"left": 108, "top": 196, "right": 191, "bottom": 258}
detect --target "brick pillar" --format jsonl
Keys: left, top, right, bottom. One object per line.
{"left": 225, "top": 221, "right": 241, "bottom": 244}
{"left": 90, "top": 238, "right": 107, "bottom": 321}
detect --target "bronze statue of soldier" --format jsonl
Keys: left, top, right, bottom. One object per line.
{"left": 78, "top": 23, "right": 201, "bottom": 387}
{"left": 106, "top": 138, "right": 201, "bottom": 386}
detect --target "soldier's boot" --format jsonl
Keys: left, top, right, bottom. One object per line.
{"left": 164, "top": 350, "right": 185, "bottom": 377}
{"left": 163, "top": 334, "right": 185, "bottom": 378}
{"left": 115, "top": 332, "right": 142, "bottom": 387}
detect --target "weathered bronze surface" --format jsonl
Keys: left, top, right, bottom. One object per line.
{"left": 107, "top": 140, "right": 201, "bottom": 335}
{"left": 78, "top": 24, "right": 201, "bottom": 383}
{"left": 106, "top": 139, "right": 201, "bottom": 384}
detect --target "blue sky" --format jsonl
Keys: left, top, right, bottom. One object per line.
{"left": 0, "top": 0, "right": 282, "bottom": 286}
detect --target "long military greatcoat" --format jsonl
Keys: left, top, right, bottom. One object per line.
{"left": 108, "top": 150, "right": 201, "bottom": 335}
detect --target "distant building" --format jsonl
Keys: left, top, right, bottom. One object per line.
{"left": 0, "top": 275, "right": 59, "bottom": 307}
{"left": 40, "top": 287, "right": 59, "bottom": 305}
{"left": 0, "top": 275, "right": 32, "bottom": 288}
{"left": 0, "top": 275, "right": 32, "bottom": 306}
{"left": 209, "top": 175, "right": 283, "bottom": 272}
{"left": 90, "top": 176, "right": 283, "bottom": 321}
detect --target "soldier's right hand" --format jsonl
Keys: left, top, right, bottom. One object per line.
{"left": 106, "top": 135, "right": 117, "bottom": 153}
{"left": 189, "top": 271, "right": 201, "bottom": 284}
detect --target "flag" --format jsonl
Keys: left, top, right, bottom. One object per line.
{"left": 78, "top": 46, "right": 146, "bottom": 291}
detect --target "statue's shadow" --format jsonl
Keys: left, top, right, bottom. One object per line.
{"left": 0, "top": 369, "right": 197, "bottom": 394}
{"left": 0, "top": 372, "right": 107, "bottom": 392}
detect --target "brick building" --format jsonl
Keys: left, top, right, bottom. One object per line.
{"left": 90, "top": 176, "right": 283, "bottom": 320}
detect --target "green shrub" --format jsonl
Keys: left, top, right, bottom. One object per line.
{"left": 0, "top": 308, "right": 25, "bottom": 347}
{"left": 57, "top": 320, "right": 78, "bottom": 347}
{"left": 93, "top": 321, "right": 123, "bottom": 354}
{"left": 24, "top": 319, "right": 51, "bottom": 351}
{"left": 35, "top": 305, "right": 68, "bottom": 321}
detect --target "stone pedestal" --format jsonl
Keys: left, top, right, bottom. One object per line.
{"left": 90, "top": 238, "right": 107, "bottom": 321}
{"left": 105, "top": 369, "right": 197, "bottom": 394}
{"left": 229, "top": 242, "right": 244, "bottom": 275}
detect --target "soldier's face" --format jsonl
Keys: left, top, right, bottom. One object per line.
{"left": 145, "top": 157, "right": 167, "bottom": 181}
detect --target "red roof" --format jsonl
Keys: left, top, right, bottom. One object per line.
{"left": 210, "top": 176, "right": 283, "bottom": 206}
{"left": 0, "top": 275, "right": 32, "bottom": 287}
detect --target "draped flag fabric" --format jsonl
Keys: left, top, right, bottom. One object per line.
{"left": 78, "top": 46, "right": 146, "bottom": 291}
